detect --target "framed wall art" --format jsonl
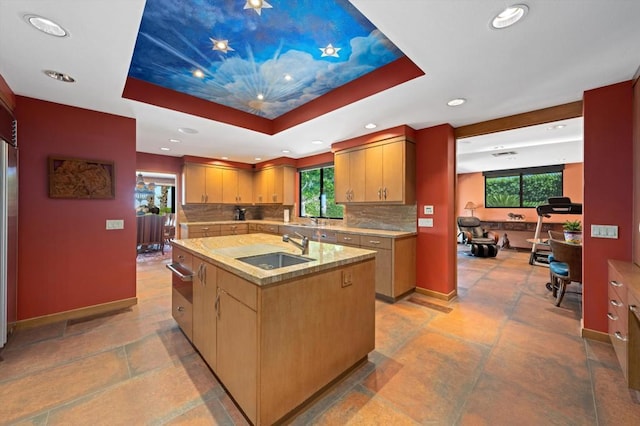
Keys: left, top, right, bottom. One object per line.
{"left": 48, "top": 156, "right": 115, "bottom": 199}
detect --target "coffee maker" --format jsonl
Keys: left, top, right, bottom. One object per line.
{"left": 234, "top": 207, "right": 246, "bottom": 221}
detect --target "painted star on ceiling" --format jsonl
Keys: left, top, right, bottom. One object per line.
{"left": 244, "top": 0, "right": 273, "bottom": 16}
{"left": 319, "top": 43, "right": 341, "bottom": 58}
{"left": 210, "top": 38, "right": 234, "bottom": 53}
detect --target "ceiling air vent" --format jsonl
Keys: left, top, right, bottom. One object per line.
{"left": 491, "top": 151, "right": 517, "bottom": 157}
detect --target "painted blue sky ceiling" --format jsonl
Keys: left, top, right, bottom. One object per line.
{"left": 128, "top": 0, "right": 405, "bottom": 119}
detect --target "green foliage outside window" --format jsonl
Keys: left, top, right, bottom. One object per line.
{"left": 485, "top": 169, "right": 562, "bottom": 208}
{"left": 300, "top": 166, "right": 343, "bottom": 219}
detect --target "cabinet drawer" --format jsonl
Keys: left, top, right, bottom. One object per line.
{"left": 172, "top": 287, "right": 193, "bottom": 340}
{"left": 336, "top": 233, "right": 360, "bottom": 246}
{"left": 609, "top": 296, "right": 628, "bottom": 335}
{"left": 220, "top": 223, "right": 248, "bottom": 235}
{"left": 360, "top": 236, "right": 392, "bottom": 250}
{"left": 172, "top": 246, "right": 193, "bottom": 270}
{"left": 257, "top": 224, "right": 280, "bottom": 234}
{"left": 218, "top": 268, "right": 258, "bottom": 311}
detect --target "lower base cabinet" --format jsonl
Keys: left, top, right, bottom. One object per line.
{"left": 171, "top": 256, "right": 375, "bottom": 425}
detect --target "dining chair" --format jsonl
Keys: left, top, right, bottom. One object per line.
{"left": 547, "top": 231, "right": 582, "bottom": 306}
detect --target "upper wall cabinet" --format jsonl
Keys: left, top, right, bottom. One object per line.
{"left": 335, "top": 137, "right": 415, "bottom": 205}
{"left": 253, "top": 165, "right": 295, "bottom": 205}
{"left": 222, "top": 168, "right": 253, "bottom": 204}
{"left": 183, "top": 163, "right": 223, "bottom": 204}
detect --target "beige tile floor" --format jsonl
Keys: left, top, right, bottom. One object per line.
{"left": 2, "top": 244, "right": 640, "bottom": 425}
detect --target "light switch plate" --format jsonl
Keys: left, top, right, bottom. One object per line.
{"left": 590, "top": 224, "right": 618, "bottom": 239}
{"left": 418, "top": 218, "right": 433, "bottom": 227}
{"left": 424, "top": 205, "right": 434, "bottom": 215}
{"left": 106, "top": 219, "right": 124, "bottom": 230}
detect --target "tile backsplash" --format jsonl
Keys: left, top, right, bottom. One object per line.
{"left": 179, "top": 203, "right": 417, "bottom": 232}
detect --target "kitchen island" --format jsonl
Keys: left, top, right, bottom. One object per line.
{"left": 169, "top": 234, "right": 376, "bottom": 425}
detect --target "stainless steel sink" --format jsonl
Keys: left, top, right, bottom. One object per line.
{"left": 236, "top": 252, "right": 314, "bottom": 270}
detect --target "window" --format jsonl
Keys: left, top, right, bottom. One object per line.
{"left": 299, "top": 166, "right": 344, "bottom": 219}
{"left": 484, "top": 165, "right": 564, "bottom": 208}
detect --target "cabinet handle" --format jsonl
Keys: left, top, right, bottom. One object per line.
{"left": 610, "top": 299, "right": 623, "bottom": 307}
{"left": 177, "top": 306, "right": 185, "bottom": 312}
{"left": 343, "top": 237, "right": 352, "bottom": 241}
{"left": 607, "top": 312, "right": 618, "bottom": 320}
{"left": 383, "top": 187, "right": 388, "bottom": 200}
{"left": 610, "top": 280, "right": 623, "bottom": 287}
{"left": 201, "top": 194, "right": 204, "bottom": 203}
{"left": 377, "top": 188, "right": 382, "bottom": 199}
{"left": 614, "top": 331, "right": 628, "bottom": 342}
{"left": 215, "top": 288, "right": 221, "bottom": 319}
{"left": 631, "top": 305, "right": 638, "bottom": 313}
{"left": 369, "top": 240, "right": 381, "bottom": 245}
{"left": 178, "top": 255, "right": 185, "bottom": 261}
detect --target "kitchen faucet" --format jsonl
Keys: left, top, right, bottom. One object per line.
{"left": 282, "top": 232, "right": 309, "bottom": 255}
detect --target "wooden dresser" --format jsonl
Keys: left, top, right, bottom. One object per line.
{"left": 607, "top": 260, "right": 640, "bottom": 391}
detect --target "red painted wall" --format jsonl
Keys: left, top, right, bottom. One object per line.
{"left": 16, "top": 97, "right": 137, "bottom": 320}
{"left": 633, "top": 77, "right": 640, "bottom": 265}
{"left": 583, "top": 81, "right": 634, "bottom": 332}
{"left": 415, "top": 124, "right": 457, "bottom": 297}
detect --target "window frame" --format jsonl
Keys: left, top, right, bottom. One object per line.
{"left": 298, "top": 164, "right": 344, "bottom": 220}
{"left": 483, "top": 164, "right": 564, "bottom": 208}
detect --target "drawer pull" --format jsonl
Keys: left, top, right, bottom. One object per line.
{"left": 369, "top": 240, "right": 381, "bottom": 245}
{"left": 178, "top": 255, "right": 185, "bottom": 261}
{"left": 607, "top": 312, "right": 618, "bottom": 320}
{"left": 343, "top": 237, "right": 352, "bottom": 241}
{"left": 630, "top": 305, "right": 638, "bottom": 313}
{"left": 614, "top": 331, "right": 628, "bottom": 342}
{"left": 610, "top": 280, "right": 623, "bottom": 287}
{"left": 610, "top": 299, "right": 623, "bottom": 307}
{"left": 177, "top": 306, "right": 185, "bottom": 312}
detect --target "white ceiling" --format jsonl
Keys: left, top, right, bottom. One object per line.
{"left": 1, "top": 0, "right": 639, "bottom": 165}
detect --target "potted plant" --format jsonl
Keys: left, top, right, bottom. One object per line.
{"left": 563, "top": 220, "right": 582, "bottom": 244}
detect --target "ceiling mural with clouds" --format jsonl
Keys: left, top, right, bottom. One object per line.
{"left": 127, "top": 0, "right": 406, "bottom": 119}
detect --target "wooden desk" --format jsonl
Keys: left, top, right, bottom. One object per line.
{"left": 481, "top": 221, "right": 563, "bottom": 249}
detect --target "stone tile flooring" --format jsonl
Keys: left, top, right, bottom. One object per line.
{"left": 1, "top": 245, "right": 640, "bottom": 425}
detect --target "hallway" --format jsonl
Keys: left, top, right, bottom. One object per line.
{"left": 1, "top": 245, "right": 639, "bottom": 424}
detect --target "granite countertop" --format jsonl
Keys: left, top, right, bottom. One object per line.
{"left": 172, "top": 233, "right": 376, "bottom": 287}
{"left": 181, "top": 219, "right": 416, "bottom": 238}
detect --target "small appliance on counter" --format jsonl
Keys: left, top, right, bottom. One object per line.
{"left": 234, "top": 207, "right": 246, "bottom": 221}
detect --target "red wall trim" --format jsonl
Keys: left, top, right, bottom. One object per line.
{"left": 122, "top": 57, "right": 424, "bottom": 136}
{"left": 182, "top": 155, "right": 254, "bottom": 170}
{"left": 583, "top": 81, "right": 633, "bottom": 332}
{"left": 0, "top": 73, "right": 16, "bottom": 112}
{"left": 296, "top": 152, "right": 335, "bottom": 169}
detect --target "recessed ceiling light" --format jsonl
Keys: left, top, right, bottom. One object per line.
{"left": 255, "top": 157, "right": 262, "bottom": 161}
{"left": 244, "top": 0, "right": 273, "bottom": 15}
{"left": 25, "top": 14, "right": 68, "bottom": 37}
{"left": 44, "top": 70, "right": 75, "bottom": 83}
{"left": 178, "top": 127, "right": 198, "bottom": 134}
{"left": 210, "top": 38, "right": 234, "bottom": 53}
{"left": 193, "top": 69, "right": 205, "bottom": 78}
{"left": 257, "top": 93, "right": 265, "bottom": 100}
{"left": 491, "top": 4, "right": 529, "bottom": 29}
{"left": 547, "top": 124, "right": 566, "bottom": 130}
{"left": 311, "top": 140, "right": 323, "bottom": 145}
{"left": 221, "top": 156, "right": 229, "bottom": 160}
{"left": 281, "top": 149, "right": 290, "bottom": 154}
{"left": 160, "top": 147, "right": 170, "bottom": 151}
{"left": 169, "top": 138, "right": 181, "bottom": 143}
{"left": 365, "top": 123, "right": 377, "bottom": 129}
{"left": 284, "top": 74, "right": 293, "bottom": 81}
{"left": 447, "top": 98, "right": 466, "bottom": 107}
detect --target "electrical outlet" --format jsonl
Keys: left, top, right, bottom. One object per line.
{"left": 418, "top": 218, "right": 433, "bottom": 227}
{"left": 342, "top": 270, "right": 353, "bottom": 287}
{"left": 106, "top": 219, "right": 124, "bottom": 230}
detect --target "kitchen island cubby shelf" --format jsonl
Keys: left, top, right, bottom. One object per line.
{"left": 169, "top": 234, "right": 376, "bottom": 425}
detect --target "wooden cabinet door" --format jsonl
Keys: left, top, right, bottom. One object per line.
{"left": 364, "top": 144, "right": 384, "bottom": 201}
{"left": 184, "top": 163, "right": 207, "bottom": 203}
{"left": 262, "top": 167, "right": 275, "bottom": 203}
{"left": 237, "top": 169, "right": 253, "bottom": 204}
{"left": 221, "top": 168, "right": 239, "bottom": 204}
{"left": 217, "top": 290, "right": 257, "bottom": 424}
{"left": 381, "top": 141, "right": 404, "bottom": 202}
{"left": 349, "top": 149, "right": 366, "bottom": 202}
{"left": 205, "top": 166, "right": 223, "bottom": 203}
{"left": 334, "top": 152, "right": 350, "bottom": 203}
{"left": 253, "top": 169, "right": 265, "bottom": 203}
{"left": 192, "top": 261, "right": 217, "bottom": 369}
{"left": 372, "top": 248, "right": 393, "bottom": 296}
